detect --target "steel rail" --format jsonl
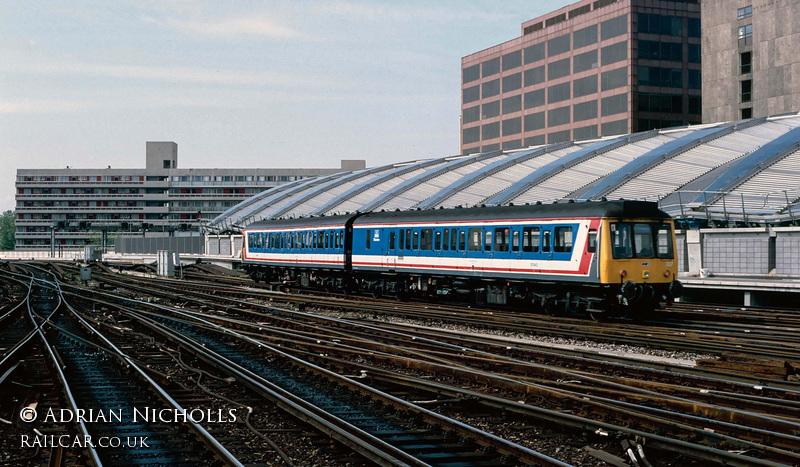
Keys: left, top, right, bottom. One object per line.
{"left": 21, "top": 266, "right": 246, "bottom": 467}
{"left": 121, "top": 307, "right": 571, "bottom": 467}
{"left": 55, "top": 285, "right": 245, "bottom": 467}
{"left": 61, "top": 281, "right": 800, "bottom": 466}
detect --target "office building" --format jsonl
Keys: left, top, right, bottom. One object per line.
{"left": 15, "top": 142, "right": 365, "bottom": 250}
{"left": 702, "top": 0, "right": 800, "bottom": 122}
{"left": 460, "top": 0, "right": 701, "bottom": 154}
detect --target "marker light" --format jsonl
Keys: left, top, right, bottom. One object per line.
{"left": 664, "top": 270, "right": 671, "bottom": 277}
{"left": 620, "top": 270, "right": 627, "bottom": 278}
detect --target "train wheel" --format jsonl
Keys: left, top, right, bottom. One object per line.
{"left": 589, "top": 311, "right": 606, "bottom": 322}
{"left": 543, "top": 299, "right": 561, "bottom": 316}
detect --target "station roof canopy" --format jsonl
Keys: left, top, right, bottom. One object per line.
{"left": 209, "top": 113, "right": 800, "bottom": 232}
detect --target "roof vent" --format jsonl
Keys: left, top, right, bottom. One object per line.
{"left": 508, "top": 202, "right": 514, "bottom": 206}
{"left": 568, "top": 199, "right": 575, "bottom": 203}
{"left": 601, "top": 196, "right": 608, "bottom": 201}
{"left": 536, "top": 201, "right": 542, "bottom": 205}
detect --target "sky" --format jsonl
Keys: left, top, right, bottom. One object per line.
{"left": 0, "top": 1, "right": 575, "bottom": 212}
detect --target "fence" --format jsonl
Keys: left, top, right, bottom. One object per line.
{"left": 0, "top": 250, "right": 84, "bottom": 260}
{"left": 680, "top": 226, "right": 800, "bottom": 277}
{"left": 115, "top": 236, "right": 205, "bottom": 255}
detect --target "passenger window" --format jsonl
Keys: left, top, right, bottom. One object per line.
{"left": 443, "top": 229, "right": 450, "bottom": 251}
{"left": 434, "top": 231, "right": 441, "bottom": 250}
{"left": 412, "top": 231, "right": 419, "bottom": 250}
{"left": 554, "top": 226, "right": 573, "bottom": 253}
{"left": 542, "top": 230, "right": 551, "bottom": 252}
{"left": 588, "top": 229, "right": 597, "bottom": 253}
{"left": 406, "top": 229, "right": 412, "bottom": 250}
{"left": 420, "top": 229, "right": 432, "bottom": 250}
{"left": 325, "top": 232, "right": 329, "bottom": 249}
{"left": 484, "top": 230, "right": 492, "bottom": 251}
{"left": 494, "top": 228, "right": 509, "bottom": 252}
{"left": 468, "top": 228, "right": 482, "bottom": 251}
{"left": 522, "top": 227, "right": 540, "bottom": 252}
{"left": 389, "top": 231, "right": 396, "bottom": 250}
{"left": 458, "top": 230, "right": 466, "bottom": 251}
{"left": 398, "top": 229, "right": 405, "bottom": 250}
{"left": 366, "top": 229, "right": 371, "bottom": 249}
{"left": 656, "top": 224, "right": 674, "bottom": 258}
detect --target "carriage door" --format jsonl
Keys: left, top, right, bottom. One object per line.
{"left": 387, "top": 229, "right": 399, "bottom": 270}
{"left": 374, "top": 229, "right": 386, "bottom": 269}
{"left": 542, "top": 229, "right": 553, "bottom": 260}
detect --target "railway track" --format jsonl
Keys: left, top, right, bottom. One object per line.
{"left": 2, "top": 262, "right": 569, "bottom": 466}
{"left": 32, "top": 262, "right": 800, "bottom": 466}
{"left": 85, "top": 267, "right": 800, "bottom": 372}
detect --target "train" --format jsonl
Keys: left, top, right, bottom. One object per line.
{"left": 241, "top": 200, "right": 683, "bottom": 318}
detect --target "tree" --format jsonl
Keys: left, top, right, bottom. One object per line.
{"left": 0, "top": 210, "right": 15, "bottom": 251}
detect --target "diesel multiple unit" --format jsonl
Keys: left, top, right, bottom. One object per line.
{"left": 242, "top": 200, "right": 682, "bottom": 317}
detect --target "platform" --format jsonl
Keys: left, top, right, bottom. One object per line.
{"left": 678, "top": 273, "right": 800, "bottom": 307}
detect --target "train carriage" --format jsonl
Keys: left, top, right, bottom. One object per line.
{"left": 242, "top": 214, "right": 353, "bottom": 289}
{"left": 243, "top": 200, "right": 682, "bottom": 317}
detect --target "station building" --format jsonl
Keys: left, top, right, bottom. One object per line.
{"left": 208, "top": 113, "right": 800, "bottom": 307}
{"left": 460, "top": 0, "right": 701, "bottom": 154}
{"left": 14, "top": 142, "right": 365, "bottom": 251}
{"left": 701, "top": 0, "right": 800, "bottom": 123}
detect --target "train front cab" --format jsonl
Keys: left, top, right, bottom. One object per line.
{"left": 598, "top": 216, "right": 682, "bottom": 315}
